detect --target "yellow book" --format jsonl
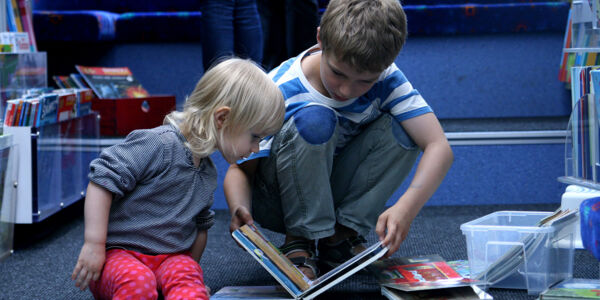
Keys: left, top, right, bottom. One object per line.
{"left": 10, "top": 0, "right": 23, "bottom": 32}
{"left": 586, "top": 52, "right": 598, "bottom": 66}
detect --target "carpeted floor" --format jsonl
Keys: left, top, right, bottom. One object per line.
{"left": 0, "top": 202, "right": 597, "bottom": 300}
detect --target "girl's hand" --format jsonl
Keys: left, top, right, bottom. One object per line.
{"left": 230, "top": 206, "right": 254, "bottom": 234}
{"left": 71, "top": 241, "right": 106, "bottom": 290}
{"left": 375, "top": 204, "right": 414, "bottom": 258}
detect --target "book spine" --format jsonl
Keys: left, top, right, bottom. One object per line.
{"left": 3, "top": 100, "right": 16, "bottom": 126}
{"left": 10, "top": 0, "right": 22, "bottom": 32}
{"left": 17, "top": 0, "right": 35, "bottom": 52}
{"left": 240, "top": 225, "right": 310, "bottom": 291}
{"left": 232, "top": 230, "right": 302, "bottom": 297}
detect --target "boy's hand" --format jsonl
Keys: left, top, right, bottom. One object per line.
{"left": 71, "top": 241, "right": 106, "bottom": 290}
{"left": 375, "top": 205, "right": 414, "bottom": 258}
{"left": 229, "top": 206, "right": 254, "bottom": 234}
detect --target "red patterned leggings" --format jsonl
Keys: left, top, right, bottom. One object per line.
{"left": 89, "top": 249, "right": 209, "bottom": 300}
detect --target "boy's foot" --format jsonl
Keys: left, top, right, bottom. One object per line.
{"left": 317, "top": 235, "right": 367, "bottom": 271}
{"left": 279, "top": 239, "right": 319, "bottom": 280}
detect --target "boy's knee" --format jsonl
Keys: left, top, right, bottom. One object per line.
{"left": 293, "top": 105, "right": 337, "bottom": 145}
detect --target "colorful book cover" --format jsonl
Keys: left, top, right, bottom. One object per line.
{"left": 28, "top": 99, "right": 39, "bottom": 127}
{"left": 231, "top": 229, "right": 303, "bottom": 297}
{"left": 56, "top": 91, "right": 77, "bottom": 122}
{"left": 75, "top": 65, "right": 150, "bottom": 99}
{"left": 540, "top": 278, "right": 600, "bottom": 299}
{"left": 239, "top": 225, "right": 310, "bottom": 291}
{"left": 18, "top": 100, "right": 29, "bottom": 126}
{"left": 3, "top": 99, "right": 17, "bottom": 126}
{"left": 9, "top": 0, "right": 22, "bottom": 32}
{"left": 13, "top": 99, "right": 22, "bottom": 126}
{"left": 559, "top": 9, "right": 572, "bottom": 83}
{"left": 232, "top": 225, "right": 388, "bottom": 299}
{"left": 76, "top": 88, "right": 94, "bottom": 116}
{"left": 370, "top": 255, "right": 476, "bottom": 292}
{"left": 381, "top": 285, "right": 492, "bottom": 300}
{"left": 36, "top": 93, "right": 58, "bottom": 126}
{"left": 447, "top": 259, "right": 470, "bottom": 279}
{"left": 16, "top": 0, "right": 36, "bottom": 52}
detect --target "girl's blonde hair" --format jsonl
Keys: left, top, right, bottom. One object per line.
{"left": 165, "top": 58, "right": 285, "bottom": 158}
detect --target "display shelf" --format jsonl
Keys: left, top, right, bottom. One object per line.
{"left": 3, "top": 112, "right": 99, "bottom": 223}
{"left": 0, "top": 134, "right": 18, "bottom": 261}
{"left": 560, "top": 85, "right": 600, "bottom": 189}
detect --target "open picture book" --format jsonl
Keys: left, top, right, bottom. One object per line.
{"left": 231, "top": 224, "right": 389, "bottom": 300}
{"left": 369, "top": 254, "right": 490, "bottom": 299}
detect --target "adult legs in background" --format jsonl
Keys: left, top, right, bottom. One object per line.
{"left": 200, "top": 0, "right": 263, "bottom": 69}
{"left": 233, "top": 0, "right": 264, "bottom": 64}
{"left": 257, "top": 0, "right": 319, "bottom": 71}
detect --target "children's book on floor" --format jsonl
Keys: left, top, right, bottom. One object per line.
{"left": 75, "top": 65, "right": 150, "bottom": 99}
{"left": 370, "top": 255, "right": 490, "bottom": 299}
{"left": 231, "top": 224, "right": 388, "bottom": 300}
{"left": 369, "top": 254, "right": 479, "bottom": 292}
{"left": 211, "top": 286, "right": 291, "bottom": 300}
{"left": 538, "top": 278, "right": 600, "bottom": 299}
{"left": 380, "top": 285, "right": 492, "bottom": 300}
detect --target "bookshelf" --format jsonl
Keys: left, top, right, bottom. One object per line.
{"left": 3, "top": 112, "right": 99, "bottom": 224}
{"left": 0, "top": 133, "right": 17, "bottom": 261}
{"left": 560, "top": 0, "right": 600, "bottom": 84}
{"left": 558, "top": 0, "right": 600, "bottom": 189}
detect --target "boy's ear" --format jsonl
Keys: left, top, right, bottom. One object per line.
{"left": 214, "top": 106, "right": 231, "bottom": 129}
{"left": 316, "top": 27, "right": 322, "bottom": 48}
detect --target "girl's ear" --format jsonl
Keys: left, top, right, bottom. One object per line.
{"left": 214, "top": 106, "right": 231, "bottom": 129}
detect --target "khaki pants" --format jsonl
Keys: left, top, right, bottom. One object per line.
{"left": 252, "top": 111, "right": 420, "bottom": 240}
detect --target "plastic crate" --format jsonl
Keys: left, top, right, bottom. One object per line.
{"left": 460, "top": 211, "right": 576, "bottom": 295}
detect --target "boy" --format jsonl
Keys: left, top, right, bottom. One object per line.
{"left": 224, "top": 0, "right": 453, "bottom": 279}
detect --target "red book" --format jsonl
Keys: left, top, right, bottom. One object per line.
{"left": 57, "top": 92, "right": 76, "bottom": 122}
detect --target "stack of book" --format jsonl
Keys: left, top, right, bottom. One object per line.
{"left": 538, "top": 278, "right": 600, "bottom": 299}
{"left": 54, "top": 65, "right": 150, "bottom": 99}
{"left": 3, "top": 88, "right": 95, "bottom": 127}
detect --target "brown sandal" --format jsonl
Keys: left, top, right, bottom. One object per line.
{"left": 279, "top": 239, "right": 320, "bottom": 279}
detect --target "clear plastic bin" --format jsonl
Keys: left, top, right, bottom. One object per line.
{"left": 460, "top": 211, "right": 575, "bottom": 295}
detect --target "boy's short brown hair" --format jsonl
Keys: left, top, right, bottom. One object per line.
{"left": 319, "top": 0, "right": 407, "bottom": 73}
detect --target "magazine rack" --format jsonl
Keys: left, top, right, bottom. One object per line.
{"left": 0, "top": 134, "right": 18, "bottom": 261}
{"left": 558, "top": 0, "right": 600, "bottom": 281}
{"left": 558, "top": 96, "right": 600, "bottom": 189}
{"left": 3, "top": 112, "right": 99, "bottom": 223}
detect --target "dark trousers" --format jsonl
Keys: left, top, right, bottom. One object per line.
{"left": 257, "top": 0, "right": 319, "bottom": 71}
{"left": 200, "top": 0, "right": 263, "bottom": 69}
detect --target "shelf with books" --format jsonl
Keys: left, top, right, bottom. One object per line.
{"left": 559, "top": 66, "right": 600, "bottom": 189}
{"left": 3, "top": 112, "right": 99, "bottom": 223}
{"left": 559, "top": 0, "right": 600, "bottom": 84}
